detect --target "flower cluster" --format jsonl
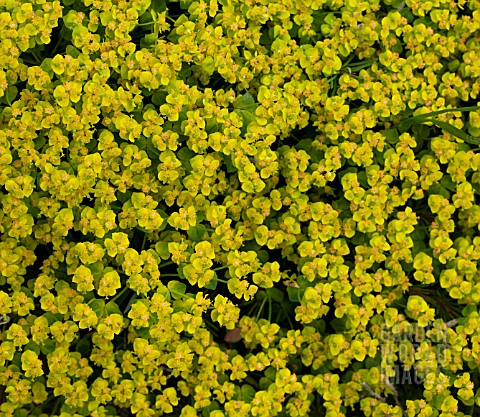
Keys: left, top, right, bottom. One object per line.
{"left": 1, "top": 0, "right": 480, "bottom": 416}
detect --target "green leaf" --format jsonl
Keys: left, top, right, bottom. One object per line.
{"left": 178, "top": 264, "right": 186, "bottom": 279}
{"left": 287, "top": 286, "right": 302, "bottom": 303}
{"left": 88, "top": 262, "right": 104, "bottom": 280}
{"left": 65, "top": 45, "right": 81, "bottom": 59}
{"left": 259, "top": 376, "right": 273, "bottom": 390}
{"left": 201, "top": 56, "right": 215, "bottom": 75}
{"left": 141, "top": 33, "right": 158, "bottom": 47}
{"left": 234, "top": 109, "right": 254, "bottom": 136}
{"left": 201, "top": 401, "right": 220, "bottom": 417}
{"left": 76, "top": 337, "right": 91, "bottom": 356}
{"left": 13, "top": 409, "right": 29, "bottom": 417}
{"left": 350, "top": 232, "right": 366, "bottom": 245}
{"left": 264, "top": 367, "right": 276, "bottom": 381}
{"left": 241, "top": 240, "right": 261, "bottom": 251}
{"left": 105, "top": 301, "right": 122, "bottom": 316}
{"left": 205, "top": 276, "right": 218, "bottom": 290}
{"left": 152, "top": 0, "right": 167, "bottom": 12}
{"left": 178, "top": 63, "right": 192, "bottom": 79}
{"left": 257, "top": 250, "right": 268, "bottom": 263}
{"left": 240, "top": 385, "right": 256, "bottom": 402}
{"left": 330, "top": 317, "right": 347, "bottom": 332}
{"left": 166, "top": 30, "right": 180, "bottom": 43}
{"left": 168, "top": 280, "right": 186, "bottom": 299}
{"left": 146, "top": 137, "right": 161, "bottom": 159}
{"left": 383, "top": 128, "right": 399, "bottom": 144}
{"left": 155, "top": 242, "right": 170, "bottom": 260}
{"left": 136, "top": 327, "right": 151, "bottom": 339}
{"left": 88, "top": 298, "right": 106, "bottom": 318}
{"left": 462, "top": 305, "right": 477, "bottom": 317}
{"left": 12, "top": 351, "right": 21, "bottom": 368}
{"left": 221, "top": 154, "right": 237, "bottom": 173}
{"left": 440, "top": 175, "right": 457, "bottom": 192}
{"left": 24, "top": 341, "right": 41, "bottom": 355}
{"left": 256, "top": 290, "right": 267, "bottom": 300}
{"left": 5, "top": 86, "right": 18, "bottom": 106}
{"left": 179, "top": 0, "right": 193, "bottom": 10}
{"left": 135, "top": 136, "right": 148, "bottom": 152}
{"left": 156, "top": 209, "right": 168, "bottom": 232}
{"left": 234, "top": 92, "right": 257, "bottom": 112}
{"left": 177, "top": 146, "right": 195, "bottom": 162}
{"left": 34, "top": 135, "right": 47, "bottom": 151}
{"left": 40, "top": 339, "right": 56, "bottom": 355}
{"left": 428, "top": 184, "right": 450, "bottom": 199}
{"left": 152, "top": 90, "right": 168, "bottom": 105}
{"left": 412, "top": 123, "right": 431, "bottom": 140}
{"left": 266, "top": 287, "right": 284, "bottom": 303}
{"left": 187, "top": 224, "right": 207, "bottom": 242}
{"left": 357, "top": 171, "right": 368, "bottom": 188}
{"left": 206, "top": 117, "right": 219, "bottom": 134}
{"left": 117, "top": 190, "right": 132, "bottom": 204}
{"left": 473, "top": 182, "right": 480, "bottom": 196}
{"left": 178, "top": 107, "right": 189, "bottom": 124}
{"left": 410, "top": 227, "right": 427, "bottom": 245}
{"left": 43, "top": 312, "right": 62, "bottom": 326}
{"left": 297, "top": 257, "right": 312, "bottom": 270}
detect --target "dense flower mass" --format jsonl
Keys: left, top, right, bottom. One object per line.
{"left": 1, "top": 0, "right": 480, "bottom": 416}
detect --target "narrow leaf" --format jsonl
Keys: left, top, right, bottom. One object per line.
{"left": 430, "top": 119, "right": 480, "bottom": 145}
{"left": 412, "top": 106, "right": 480, "bottom": 120}
{"left": 398, "top": 106, "right": 480, "bottom": 133}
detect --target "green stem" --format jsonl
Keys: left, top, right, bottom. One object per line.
{"left": 345, "top": 61, "right": 374, "bottom": 72}
{"left": 140, "top": 232, "right": 147, "bottom": 251}
{"left": 282, "top": 303, "right": 294, "bottom": 329}
{"left": 213, "top": 266, "right": 228, "bottom": 271}
{"left": 50, "top": 39, "right": 61, "bottom": 58}
{"left": 159, "top": 260, "right": 175, "bottom": 268}
{"left": 247, "top": 302, "right": 258, "bottom": 317}
{"left": 137, "top": 21, "right": 154, "bottom": 26}
{"left": 31, "top": 50, "right": 42, "bottom": 64}
{"left": 210, "top": 76, "right": 223, "bottom": 88}
{"left": 268, "top": 296, "right": 272, "bottom": 322}
{"left": 216, "top": 278, "right": 229, "bottom": 284}
{"left": 160, "top": 273, "right": 179, "bottom": 277}
{"left": 51, "top": 397, "right": 61, "bottom": 415}
{"left": 256, "top": 296, "right": 268, "bottom": 321}
{"left": 204, "top": 318, "right": 219, "bottom": 335}
{"left": 110, "top": 285, "right": 129, "bottom": 304}
{"left": 342, "top": 55, "right": 355, "bottom": 68}
{"left": 21, "top": 59, "right": 39, "bottom": 66}
{"left": 124, "top": 294, "right": 137, "bottom": 313}
{"left": 275, "top": 308, "right": 282, "bottom": 323}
